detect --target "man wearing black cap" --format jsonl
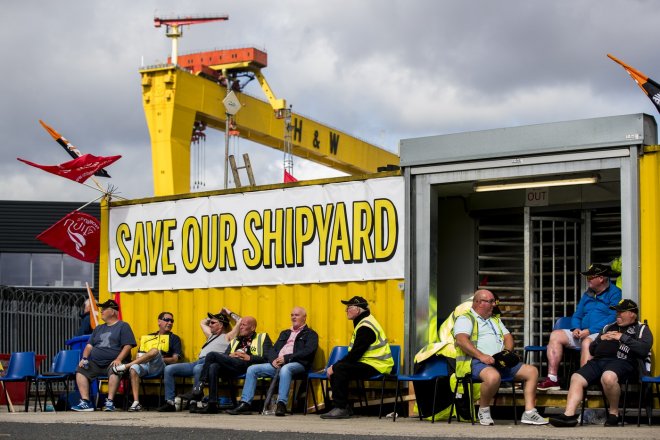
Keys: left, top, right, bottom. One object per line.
{"left": 320, "top": 296, "right": 393, "bottom": 419}
{"left": 111, "top": 311, "right": 183, "bottom": 412}
{"left": 185, "top": 315, "right": 272, "bottom": 414}
{"left": 550, "top": 299, "right": 653, "bottom": 427}
{"left": 71, "top": 299, "right": 136, "bottom": 412}
{"left": 157, "top": 310, "right": 239, "bottom": 412}
{"left": 538, "top": 263, "right": 622, "bottom": 391}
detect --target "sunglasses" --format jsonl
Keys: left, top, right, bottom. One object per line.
{"left": 160, "top": 318, "right": 174, "bottom": 323}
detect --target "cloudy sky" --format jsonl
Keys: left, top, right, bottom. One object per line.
{"left": 2, "top": 1, "right": 659, "bottom": 203}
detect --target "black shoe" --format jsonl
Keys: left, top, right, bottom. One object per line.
{"left": 226, "top": 401, "right": 252, "bottom": 415}
{"left": 157, "top": 401, "right": 176, "bottom": 412}
{"left": 197, "top": 402, "right": 219, "bottom": 414}
{"left": 320, "top": 407, "right": 351, "bottom": 419}
{"left": 604, "top": 413, "right": 619, "bottom": 426}
{"left": 275, "top": 401, "right": 286, "bottom": 417}
{"left": 189, "top": 402, "right": 199, "bottom": 413}
{"left": 549, "top": 413, "right": 579, "bottom": 427}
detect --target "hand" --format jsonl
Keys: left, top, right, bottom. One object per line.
{"left": 577, "top": 329, "right": 591, "bottom": 339}
{"left": 230, "top": 352, "right": 249, "bottom": 361}
{"left": 111, "top": 359, "right": 122, "bottom": 367}
{"left": 272, "top": 356, "right": 284, "bottom": 368}
{"left": 572, "top": 328, "right": 581, "bottom": 338}
{"left": 600, "top": 331, "right": 622, "bottom": 341}
{"left": 326, "top": 365, "right": 334, "bottom": 378}
{"left": 479, "top": 354, "right": 495, "bottom": 365}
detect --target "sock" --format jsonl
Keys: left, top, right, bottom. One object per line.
{"left": 524, "top": 409, "right": 536, "bottom": 414}
{"left": 548, "top": 374, "right": 558, "bottom": 382}
{"left": 479, "top": 406, "right": 490, "bottom": 413}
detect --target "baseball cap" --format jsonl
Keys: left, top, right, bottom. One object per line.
{"left": 341, "top": 296, "right": 369, "bottom": 308}
{"left": 609, "top": 299, "right": 638, "bottom": 313}
{"left": 580, "top": 263, "right": 616, "bottom": 277}
{"left": 207, "top": 312, "right": 230, "bottom": 325}
{"left": 97, "top": 299, "right": 119, "bottom": 311}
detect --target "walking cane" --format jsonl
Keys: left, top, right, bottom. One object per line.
{"left": 262, "top": 368, "right": 281, "bottom": 415}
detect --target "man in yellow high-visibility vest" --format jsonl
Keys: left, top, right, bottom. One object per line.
{"left": 321, "top": 296, "right": 393, "bottom": 419}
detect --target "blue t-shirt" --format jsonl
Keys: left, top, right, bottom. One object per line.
{"left": 89, "top": 321, "right": 136, "bottom": 367}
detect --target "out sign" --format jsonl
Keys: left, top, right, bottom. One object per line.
{"left": 525, "top": 187, "right": 549, "bottom": 206}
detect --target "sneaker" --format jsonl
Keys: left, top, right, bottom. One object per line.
{"left": 128, "top": 401, "right": 143, "bottom": 412}
{"left": 112, "top": 363, "right": 127, "bottom": 375}
{"left": 71, "top": 399, "right": 94, "bottom": 412}
{"left": 549, "top": 413, "right": 579, "bottom": 427}
{"left": 604, "top": 413, "right": 619, "bottom": 426}
{"left": 521, "top": 408, "right": 549, "bottom": 425}
{"left": 537, "top": 378, "right": 560, "bottom": 391}
{"left": 319, "top": 407, "right": 351, "bottom": 419}
{"left": 103, "top": 398, "right": 115, "bottom": 412}
{"left": 157, "top": 401, "right": 176, "bottom": 412}
{"left": 275, "top": 401, "right": 286, "bottom": 417}
{"left": 478, "top": 408, "right": 494, "bottom": 426}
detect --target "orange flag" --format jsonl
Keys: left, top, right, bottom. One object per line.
{"left": 608, "top": 54, "right": 660, "bottom": 114}
{"left": 86, "top": 282, "right": 99, "bottom": 329}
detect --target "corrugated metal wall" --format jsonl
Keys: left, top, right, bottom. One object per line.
{"left": 113, "top": 280, "right": 404, "bottom": 369}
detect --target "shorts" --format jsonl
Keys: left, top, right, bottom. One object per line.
{"left": 574, "top": 358, "right": 635, "bottom": 385}
{"left": 471, "top": 357, "right": 522, "bottom": 380}
{"left": 561, "top": 329, "right": 598, "bottom": 349}
{"left": 76, "top": 359, "right": 113, "bottom": 380}
{"left": 130, "top": 353, "right": 165, "bottom": 377}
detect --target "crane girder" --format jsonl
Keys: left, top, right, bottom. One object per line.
{"left": 140, "top": 65, "right": 399, "bottom": 196}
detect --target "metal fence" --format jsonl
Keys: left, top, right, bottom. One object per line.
{"left": 0, "top": 285, "right": 87, "bottom": 368}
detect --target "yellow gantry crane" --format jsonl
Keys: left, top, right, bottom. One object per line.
{"left": 142, "top": 18, "right": 399, "bottom": 196}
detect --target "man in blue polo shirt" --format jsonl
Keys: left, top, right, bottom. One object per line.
{"left": 538, "top": 263, "right": 621, "bottom": 391}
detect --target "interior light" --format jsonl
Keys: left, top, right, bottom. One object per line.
{"left": 473, "top": 175, "right": 600, "bottom": 192}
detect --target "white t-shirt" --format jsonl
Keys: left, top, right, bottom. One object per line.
{"left": 453, "top": 309, "right": 509, "bottom": 355}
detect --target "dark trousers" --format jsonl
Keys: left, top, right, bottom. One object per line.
{"left": 329, "top": 361, "right": 379, "bottom": 409}
{"left": 199, "top": 352, "right": 249, "bottom": 403}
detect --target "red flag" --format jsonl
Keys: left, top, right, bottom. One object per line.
{"left": 608, "top": 54, "right": 660, "bottom": 114}
{"left": 17, "top": 153, "right": 121, "bottom": 183}
{"left": 39, "top": 119, "right": 112, "bottom": 178}
{"left": 113, "top": 292, "right": 123, "bottom": 321}
{"left": 284, "top": 170, "right": 298, "bottom": 183}
{"left": 37, "top": 211, "right": 101, "bottom": 263}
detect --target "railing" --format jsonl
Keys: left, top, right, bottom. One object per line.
{"left": 0, "top": 285, "right": 87, "bottom": 367}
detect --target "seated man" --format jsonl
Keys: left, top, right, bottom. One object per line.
{"left": 112, "top": 311, "right": 182, "bottom": 412}
{"left": 453, "top": 289, "right": 548, "bottom": 425}
{"left": 321, "top": 296, "right": 393, "bottom": 419}
{"left": 186, "top": 316, "right": 272, "bottom": 414}
{"left": 157, "top": 309, "right": 239, "bottom": 412}
{"left": 549, "top": 299, "right": 653, "bottom": 427}
{"left": 72, "top": 299, "right": 136, "bottom": 412}
{"left": 538, "top": 263, "right": 621, "bottom": 391}
{"left": 227, "top": 306, "right": 318, "bottom": 416}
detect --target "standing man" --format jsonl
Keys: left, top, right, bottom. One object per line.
{"left": 75, "top": 299, "right": 93, "bottom": 336}
{"left": 157, "top": 310, "right": 239, "bottom": 412}
{"left": 186, "top": 316, "right": 272, "bottom": 414}
{"left": 227, "top": 306, "right": 318, "bottom": 416}
{"left": 71, "top": 299, "right": 136, "bottom": 412}
{"left": 549, "top": 299, "right": 653, "bottom": 427}
{"left": 538, "top": 263, "right": 622, "bottom": 391}
{"left": 320, "top": 296, "right": 393, "bottom": 420}
{"left": 112, "top": 312, "right": 182, "bottom": 412}
{"left": 453, "top": 289, "right": 548, "bottom": 425}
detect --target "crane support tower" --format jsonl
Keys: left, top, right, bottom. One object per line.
{"left": 154, "top": 14, "right": 228, "bottom": 65}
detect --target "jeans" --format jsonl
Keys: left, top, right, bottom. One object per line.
{"left": 241, "top": 362, "right": 305, "bottom": 405}
{"left": 163, "top": 358, "right": 205, "bottom": 401}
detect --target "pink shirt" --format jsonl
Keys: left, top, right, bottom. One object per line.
{"left": 278, "top": 325, "right": 305, "bottom": 357}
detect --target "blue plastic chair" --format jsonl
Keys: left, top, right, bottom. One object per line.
{"left": 358, "top": 344, "right": 401, "bottom": 419}
{"left": 393, "top": 354, "right": 449, "bottom": 422}
{"left": 524, "top": 316, "right": 575, "bottom": 377}
{"left": 34, "top": 349, "right": 80, "bottom": 411}
{"left": 304, "top": 345, "right": 349, "bottom": 414}
{"left": 638, "top": 375, "right": 660, "bottom": 426}
{"left": 449, "top": 371, "right": 522, "bottom": 425}
{"left": 0, "top": 351, "right": 37, "bottom": 412}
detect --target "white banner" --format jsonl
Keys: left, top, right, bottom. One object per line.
{"left": 108, "top": 177, "right": 404, "bottom": 291}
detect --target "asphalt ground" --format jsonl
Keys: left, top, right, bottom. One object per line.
{"left": 0, "top": 410, "right": 658, "bottom": 440}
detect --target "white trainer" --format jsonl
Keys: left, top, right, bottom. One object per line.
{"left": 478, "top": 408, "right": 494, "bottom": 426}
{"left": 521, "top": 408, "right": 549, "bottom": 425}
{"left": 112, "top": 363, "right": 127, "bottom": 374}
